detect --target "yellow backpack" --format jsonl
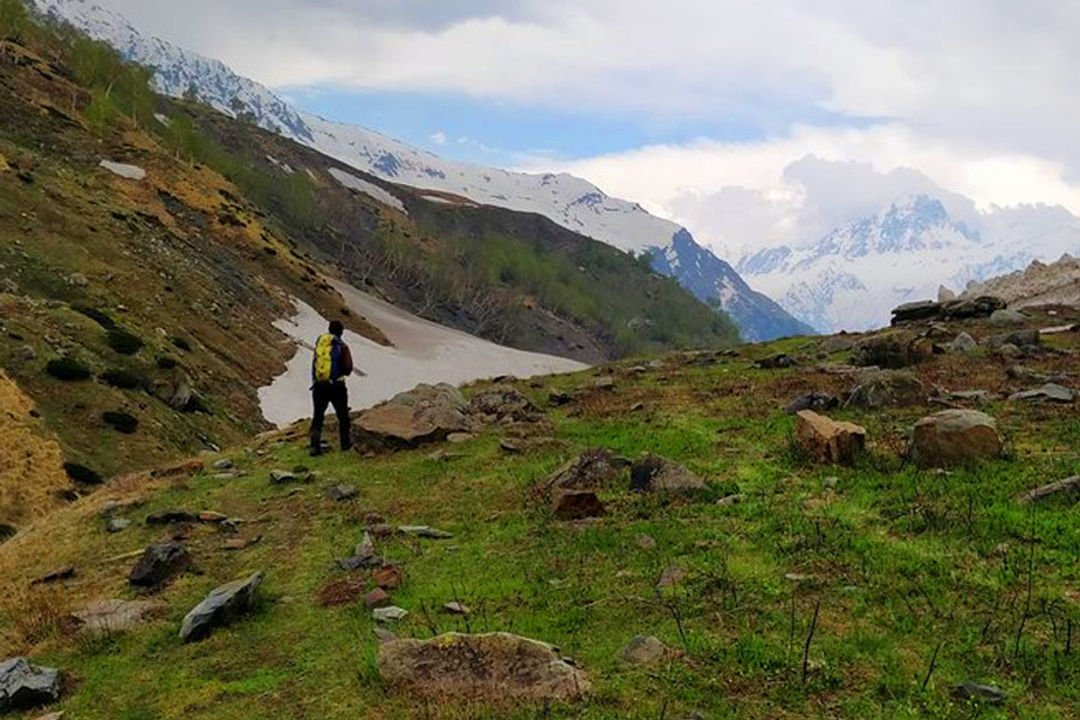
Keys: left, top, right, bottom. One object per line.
{"left": 313, "top": 334, "right": 336, "bottom": 383}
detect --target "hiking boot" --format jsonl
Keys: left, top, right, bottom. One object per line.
{"left": 309, "top": 446, "right": 324, "bottom": 457}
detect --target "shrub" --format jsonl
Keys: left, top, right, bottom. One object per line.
{"left": 46, "top": 358, "right": 92, "bottom": 381}
{"left": 100, "top": 368, "right": 143, "bottom": 389}
{"left": 102, "top": 411, "right": 138, "bottom": 434}
{"left": 106, "top": 329, "right": 144, "bottom": 355}
{"left": 156, "top": 356, "right": 179, "bottom": 370}
{"left": 63, "top": 462, "right": 102, "bottom": 485}
{"left": 73, "top": 305, "right": 117, "bottom": 330}
{"left": 171, "top": 337, "right": 192, "bottom": 352}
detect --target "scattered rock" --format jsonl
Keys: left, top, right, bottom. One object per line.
{"left": 949, "top": 332, "right": 978, "bottom": 354}
{"left": 373, "top": 606, "right": 409, "bottom": 623}
{"left": 356, "top": 384, "right": 472, "bottom": 449}
{"left": 542, "top": 449, "right": 624, "bottom": 494}
{"left": 325, "top": 484, "right": 359, "bottom": 502}
{"left": 198, "top": 511, "right": 228, "bottom": 523}
{"left": 150, "top": 458, "right": 204, "bottom": 480}
{"left": 128, "top": 542, "right": 190, "bottom": 587}
{"left": 784, "top": 392, "right": 839, "bottom": 415}
{"left": 717, "top": 493, "right": 743, "bottom": 507}
{"left": 398, "top": 525, "right": 453, "bottom": 539}
{"left": 852, "top": 331, "right": 931, "bottom": 369}
{"left": 0, "top": 657, "right": 61, "bottom": 711}
{"left": 179, "top": 572, "right": 262, "bottom": 642}
{"left": 619, "top": 635, "right": 675, "bottom": 665}
{"left": 594, "top": 376, "right": 615, "bottom": 390}
{"left": 795, "top": 411, "right": 867, "bottom": 465}
{"left": 373, "top": 627, "right": 397, "bottom": 643}
{"left": 364, "top": 588, "right": 391, "bottom": 608}
{"left": 630, "top": 456, "right": 705, "bottom": 493}
{"left": 499, "top": 438, "right": 526, "bottom": 454}
{"left": 446, "top": 432, "right": 474, "bottom": 444}
{"left": 470, "top": 385, "right": 539, "bottom": 421}
{"left": 846, "top": 370, "right": 925, "bottom": 408}
{"left": 211, "top": 458, "right": 234, "bottom": 470}
{"left": 105, "top": 518, "right": 131, "bottom": 533}
{"left": 1009, "top": 383, "right": 1076, "bottom": 403}
{"left": 755, "top": 353, "right": 796, "bottom": 369}
{"left": 269, "top": 469, "right": 309, "bottom": 485}
{"left": 222, "top": 536, "right": 260, "bottom": 551}
{"left": 145, "top": 509, "right": 196, "bottom": 525}
{"left": 942, "top": 296, "right": 1006, "bottom": 320}
{"left": 549, "top": 390, "right": 573, "bottom": 406}
{"left": 890, "top": 300, "right": 941, "bottom": 324}
{"left": 71, "top": 599, "right": 158, "bottom": 634}
{"left": 31, "top": 566, "right": 74, "bottom": 586}
{"left": 987, "top": 329, "right": 1040, "bottom": 349}
{"left": 1015, "top": 476, "right": 1080, "bottom": 505}
{"left": 990, "top": 308, "right": 1029, "bottom": 326}
{"left": 373, "top": 565, "right": 404, "bottom": 590}
{"left": 442, "top": 601, "right": 470, "bottom": 615}
{"left": 952, "top": 681, "right": 1006, "bottom": 705}
{"left": 553, "top": 490, "right": 606, "bottom": 520}
{"left": 377, "top": 632, "right": 590, "bottom": 701}
{"left": 910, "top": 410, "right": 1003, "bottom": 468}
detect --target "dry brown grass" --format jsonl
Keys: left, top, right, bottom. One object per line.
{"left": 0, "top": 369, "right": 71, "bottom": 529}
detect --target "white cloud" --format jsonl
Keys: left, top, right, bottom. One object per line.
{"left": 429, "top": 131, "right": 447, "bottom": 145}
{"left": 521, "top": 123, "right": 1080, "bottom": 258}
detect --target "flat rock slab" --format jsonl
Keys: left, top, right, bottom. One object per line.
{"left": 179, "top": 572, "right": 262, "bottom": 642}
{"left": 72, "top": 599, "right": 159, "bottom": 634}
{"left": 0, "top": 657, "right": 60, "bottom": 711}
{"left": 378, "top": 632, "right": 590, "bottom": 702}
{"left": 98, "top": 160, "right": 146, "bottom": 180}
{"left": 1009, "top": 383, "right": 1076, "bottom": 403}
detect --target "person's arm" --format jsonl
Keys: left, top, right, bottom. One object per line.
{"left": 340, "top": 343, "right": 354, "bottom": 377}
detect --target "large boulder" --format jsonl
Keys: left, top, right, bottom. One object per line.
{"left": 179, "top": 572, "right": 262, "bottom": 642}
{"left": 469, "top": 385, "right": 539, "bottom": 422}
{"left": 356, "top": 384, "right": 471, "bottom": 449}
{"left": 795, "top": 411, "right": 866, "bottom": 465}
{"left": 852, "top": 331, "right": 932, "bottom": 369}
{"left": 377, "top": 632, "right": 590, "bottom": 701}
{"left": 0, "top": 657, "right": 60, "bottom": 711}
{"left": 987, "top": 330, "right": 1040, "bottom": 349}
{"left": 846, "top": 370, "right": 926, "bottom": 409}
{"left": 128, "top": 541, "right": 190, "bottom": 588}
{"left": 990, "top": 308, "right": 1029, "bottom": 326}
{"left": 543, "top": 449, "right": 625, "bottom": 493}
{"left": 943, "top": 296, "right": 1006, "bottom": 320}
{"left": 910, "top": 410, "right": 1003, "bottom": 468}
{"left": 891, "top": 300, "right": 941, "bottom": 324}
{"left": 630, "top": 455, "right": 705, "bottom": 493}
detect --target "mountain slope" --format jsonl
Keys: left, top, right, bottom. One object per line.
{"left": 33, "top": 0, "right": 810, "bottom": 342}
{"left": 960, "top": 254, "right": 1080, "bottom": 309}
{"left": 739, "top": 196, "right": 1080, "bottom": 332}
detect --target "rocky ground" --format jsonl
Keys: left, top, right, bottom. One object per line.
{"left": 1, "top": 299, "right": 1079, "bottom": 718}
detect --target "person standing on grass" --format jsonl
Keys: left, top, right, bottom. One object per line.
{"left": 309, "top": 320, "right": 354, "bottom": 456}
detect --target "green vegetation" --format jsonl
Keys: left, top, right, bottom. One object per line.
{"left": 62, "top": 462, "right": 102, "bottom": 485}
{"left": 101, "top": 409, "right": 138, "bottom": 433}
{"left": 45, "top": 357, "right": 92, "bottom": 381}
{"left": 106, "top": 328, "right": 145, "bottom": 356}
{"left": 100, "top": 368, "right": 144, "bottom": 389}
{"left": 4, "top": 309, "right": 1080, "bottom": 718}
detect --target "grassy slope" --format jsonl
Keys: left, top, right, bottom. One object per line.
{"left": 2, "top": 309, "right": 1080, "bottom": 719}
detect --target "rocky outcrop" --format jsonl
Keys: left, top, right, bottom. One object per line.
{"left": 179, "top": 572, "right": 262, "bottom": 642}
{"left": 0, "top": 657, "right": 60, "bottom": 711}
{"left": 542, "top": 449, "right": 626, "bottom": 494}
{"left": 795, "top": 411, "right": 866, "bottom": 465}
{"left": 355, "top": 384, "right": 472, "bottom": 449}
{"left": 846, "top": 370, "right": 925, "bottom": 409}
{"left": 377, "top": 632, "right": 590, "bottom": 701}
{"left": 469, "top": 385, "right": 539, "bottom": 422}
{"left": 630, "top": 456, "right": 706, "bottom": 493}
{"left": 852, "top": 331, "right": 932, "bottom": 369}
{"left": 910, "top": 410, "right": 1003, "bottom": 468}
{"left": 890, "top": 296, "right": 1005, "bottom": 325}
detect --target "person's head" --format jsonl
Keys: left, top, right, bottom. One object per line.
{"left": 328, "top": 320, "right": 344, "bottom": 338}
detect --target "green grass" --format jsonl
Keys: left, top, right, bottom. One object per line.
{"left": 7, "top": 329, "right": 1080, "bottom": 719}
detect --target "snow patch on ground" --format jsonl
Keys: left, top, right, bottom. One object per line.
{"left": 98, "top": 160, "right": 146, "bottom": 180}
{"left": 258, "top": 280, "right": 588, "bottom": 427}
{"left": 327, "top": 168, "right": 406, "bottom": 215}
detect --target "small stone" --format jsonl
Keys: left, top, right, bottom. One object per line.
{"left": 364, "top": 511, "right": 385, "bottom": 525}
{"left": 145, "top": 509, "right": 196, "bottom": 525}
{"left": 618, "top": 635, "right": 673, "bottom": 665}
{"left": 594, "top": 376, "right": 615, "bottom": 390}
{"left": 364, "top": 588, "right": 391, "bottom": 608}
{"left": 950, "top": 332, "right": 978, "bottom": 354}
{"left": 105, "top": 518, "right": 131, "bottom": 533}
{"left": 657, "top": 566, "right": 685, "bottom": 588}
{"left": 222, "top": 537, "right": 260, "bottom": 551}
{"left": 198, "top": 511, "right": 228, "bottom": 523}
{"left": 635, "top": 534, "right": 657, "bottom": 550}
{"left": 325, "top": 484, "right": 359, "bottom": 502}
{"left": 442, "top": 601, "right": 470, "bottom": 615}
{"left": 398, "top": 525, "right": 453, "bottom": 539}
{"left": 717, "top": 493, "right": 743, "bottom": 507}
{"left": 373, "top": 606, "right": 408, "bottom": 623}
{"left": 373, "top": 565, "right": 403, "bottom": 590}
{"left": 211, "top": 458, "right": 234, "bottom": 470}
{"left": 446, "top": 433, "right": 474, "bottom": 444}
{"left": 128, "top": 542, "right": 190, "bottom": 587}
{"left": 952, "top": 681, "right": 1007, "bottom": 705}
{"left": 269, "top": 469, "right": 306, "bottom": 485}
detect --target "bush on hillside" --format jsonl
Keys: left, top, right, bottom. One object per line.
{"left": 63, "top": 462, "right": 102, "bottom": 485}
{"left": 73, "top": 305, "right": 118, "bottom": 330}
{"left": 156, "top": 356, "right": 179, "bottom": 370}
{"left": 100, "top": 368, "right": 144, "bottom": 389}
{"left": 106, "top": 329, "right": 144, "bottom": 355}
{"left": 46, "top": 357, "right": 92, "bottom": 381}
{"left": 102, "top": 410, "right": 138, "bottom": 434}
{"left": 171, "top": 337, "right": 192, "bottom": 352}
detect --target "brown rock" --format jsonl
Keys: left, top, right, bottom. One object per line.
{"left": 150, "top": 458, "right": 204, "bottom": 480}
{"left": 198, "top": 511, "right": 228, "bottom": 523}
{"left": 373, "top": 564, "right": 403, "bottom": 590}
{"left": 364, "top": 588, "right": 391, "bottom": 608}
{"left": 795, "top": 411, "right": 867, "bottom": 465}
{"left": 553, "top": 490, "right": 606, "bottom": 520}
{"left": 377, "top": 632, "right": 590, "bottom": 701}
{"left": 356, "top": 384, "right": 471, "bottom": 449}
{"left": 910, "top": 410, "right": 1003, "bottom": 468}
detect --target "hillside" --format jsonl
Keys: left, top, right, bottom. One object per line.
{"left": 32, "top": 0, "right": 811, "bottom": 343}
{"left": 2, "top": 298, "right": 1080, "bottom": 717}
{"left": 0, "top": 2, "right": 736, "bottom": 495}
{"left": 959, "top": 254, "right": 1080, "bottom": 310}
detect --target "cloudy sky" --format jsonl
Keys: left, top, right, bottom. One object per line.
{"left": 95, "top": 0, "right": 1080, "bottom": 257}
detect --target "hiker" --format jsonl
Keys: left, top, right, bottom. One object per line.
{"left": 309, "top": 320, "right": 354, "bottom": 456}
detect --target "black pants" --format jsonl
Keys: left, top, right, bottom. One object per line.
{"left": 310, "top": 381, "right": 352, "bottom": 451}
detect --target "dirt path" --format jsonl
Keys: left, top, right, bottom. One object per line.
{"left": 258, "top": 279, "right": 589, "bottom": 426}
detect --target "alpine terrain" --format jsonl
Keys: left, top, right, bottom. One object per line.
{"left": 32, "top": 0, "right": 812, "bottom": 342}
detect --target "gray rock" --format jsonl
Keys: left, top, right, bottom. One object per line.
{"left": 398, "top": 525, "right": 453, "bottom": 539}
{"left": 990, "top": 308, "right": 1029, "bottom": 326}
{"left": 987, "top": 330, "right": 1040, "bottom": 349}
{"left": 618, "top": 635, "right": 673, "bottom": 665}
{"left": 541, "top": 449, "right": 624, "bottom": 494}
{"left": 105, "top": 518, "right": 131, "bottom": 533}
{"left": 949, "top": 332, "right": 978, "bottom": 354}
{"left": 179, "top": 572, "right": 262, "bottom": 642}
{"left": 846, "top": 370, "right": 925, "bottom": 409}
{"left": 891, "top": 300, "right": 941, "bottom": 323}
{"left": 755, "top": 353, "right": 796, "bottom": 369}
{"left": 71, "top": 599, "right": 158, "bottom": 634}
{"left": 211, "top": 458, "right": 234, "bottom": 470}
{"left": 910, "top": 410, "right": 1003, "bottom": 468}
{"left": 952, "top": 681, "right": 1006, "bottom": 705}
{"left": 128, "top": 542, "right": 190, "bottom": 587}
{"left": 630, "top": 456, "right": 705, "bottom": 493}
{"left": 373, "top": 606, "right": 409, "bottom": 623}
{"left": 819, "top": 336, "right": 855, "bottom": 354}
{"left": 325, "top": 484, "right": 358, "bottom": 502}
{"left": 0, "top": 657, "right": 60, "bottom": 711}
{"left": 938, "top": 285, "right": 957, "bottom": 303}
{"left": 784, "top": 392, "right": 839, "bottom": 415}
{"left": 1009, "top": 383, "right": 1076, "bottom": 403}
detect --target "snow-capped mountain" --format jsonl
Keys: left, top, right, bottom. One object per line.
{"left": 35, "top": 0, "right": 811, "bottom": 342}
{"left": 738, "top": 196, "right": 1080, "bottom": 332}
